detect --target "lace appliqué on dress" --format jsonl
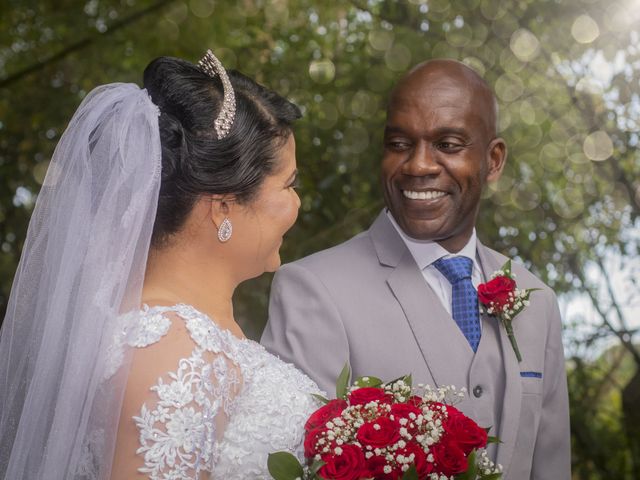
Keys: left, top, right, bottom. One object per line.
{"left": 104, "top": 306, "right": 172, "bottom": 379}
{"left": 133, "top": 348, "right": 216, "bottom": 479}
{"left": 129, "top": 304, "right": 322, "bottom": 480}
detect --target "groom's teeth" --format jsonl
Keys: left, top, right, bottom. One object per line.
{"left": 403, "top": 190, "right": 447, "bottom": 200}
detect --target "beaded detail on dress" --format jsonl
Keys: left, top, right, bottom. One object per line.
{"left": 128, "top": 304, "right": 322, "bottom": 479}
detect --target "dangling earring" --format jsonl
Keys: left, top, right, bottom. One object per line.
{"left": 217, "top": 217, "right": 232, "bottom": 242}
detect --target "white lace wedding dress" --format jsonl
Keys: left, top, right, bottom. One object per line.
{"left": 118, "top": 303, "right": 322, "bottom": 479}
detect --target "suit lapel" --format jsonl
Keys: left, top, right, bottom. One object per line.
{"left": 477, "top": 243, "right": 521, "bottom": 473}
{"left": 369, "top": 212, "right": 470, "bottom": 389}
{"left": 386, "top": 252, "right": 469, "bottom": 389}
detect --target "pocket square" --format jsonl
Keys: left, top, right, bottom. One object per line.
{"left": 520, "top": 371, "right": 542, "bottom": 378}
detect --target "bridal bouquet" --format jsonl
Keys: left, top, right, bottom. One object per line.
{"left": 269, "top": 366, "right": 502, "bottom": 480}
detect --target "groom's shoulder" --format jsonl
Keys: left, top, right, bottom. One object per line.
{"left": 283, "top": 229, "right": 375, "bottom": 276}
{"left": 482, "top": 245, "right": 555, "bottom": 295}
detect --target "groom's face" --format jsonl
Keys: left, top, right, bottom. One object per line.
{"left": 381, "top": 62, "right": 506, "bottom": 252}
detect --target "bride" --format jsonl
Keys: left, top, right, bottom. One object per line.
{"left": 0, "top": 50, "right": 323, "bottom": 479}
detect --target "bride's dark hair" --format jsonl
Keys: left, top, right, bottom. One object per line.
{"left": 143, "top": 56, "right": 301, "bottom": 247}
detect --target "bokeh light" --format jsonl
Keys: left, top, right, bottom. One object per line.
{"left": 583, "top": 130, "right": 614, "bottom": 161}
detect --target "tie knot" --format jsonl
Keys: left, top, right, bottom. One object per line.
{"left": 433, "top": 256, "right": 473, "bottom": 284}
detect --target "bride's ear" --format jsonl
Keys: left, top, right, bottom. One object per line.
{"left": 208, "top": 194, "right": 236, "bottom": 230}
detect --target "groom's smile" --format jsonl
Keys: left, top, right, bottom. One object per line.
{"left": 381, "top": 60, "right": 507, "bottom": 252}
{"left": 402, "top": 189, "right": 447, "bottom": 200}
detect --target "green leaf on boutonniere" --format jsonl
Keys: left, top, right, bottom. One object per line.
{"left": 336, "top": 362, "right": 351, "bottom": 399}
{"left": 353, "top": 375, "right": 383, "bottom": 388}
{"left": 487, "top": 435, "right": 502, "bottom": 444}
{"left": 503, "top": 259, "right": 512, "bottom": 276}
{"left": 267, "top": 452, "right": 303, "bottom": 480}
{"left": 401, "top": 464, "right": 419, "bottom": 479}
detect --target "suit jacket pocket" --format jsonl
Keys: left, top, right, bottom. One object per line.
{"left": 520, "top": 374, "right": 543, "bottom": 395}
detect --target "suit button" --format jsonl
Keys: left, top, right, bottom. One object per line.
{"left": 473, "top": 385, "right": 483, "bottom": 398}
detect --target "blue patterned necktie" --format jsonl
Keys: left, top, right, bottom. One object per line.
{"left": 433, "top": 256, "right": 481, "bottom": 352}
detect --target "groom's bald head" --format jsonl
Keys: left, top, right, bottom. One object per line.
{"left": 389, "top": 59, "right": 499, "bottom": 140}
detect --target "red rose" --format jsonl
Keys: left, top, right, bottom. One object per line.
{"left": 390, "top": 403, "right": 422, "bottom": 434}
{"left": 356, "top": 417, "right": 401, "bottom": 448}
{"left": 318, "top": 444, "right": 368, "bottom": 480}
{"left": 365, "top": 455, "right": 402, "bottom": 480}
{"left": 305, "top": 399, "right": 347, "bottom": 431}
{"left": 444, "top": 404, "right": 464, "bottom": 419}
{"left": 304, "top": 427, "right": 328, "bottom": 458}
{"left": 407, "top": 395, "right": 423, "bottom": 408}
{"left": 444, "top": 415, "right": 488, "bottom": 455}
{"left": 431, "top": 437, "right": 469, "bottom": 476}
{"left": 477, "top": 275, "right": 516, "bottom": 309}
{"left": 390, "top": 403, "right": 421, "bottom": 420}
{"left": 348, "top": 387, "right": 393, "bottom": 406}
{"left": 398, "top": 442, "right": 434, "bottom": 478}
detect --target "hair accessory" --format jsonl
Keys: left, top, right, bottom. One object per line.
{"left": 197, "top": 49, "right": 236, "bottom": 139}
{"left": 217, "top": 217, "right": 233, "bottom": 242}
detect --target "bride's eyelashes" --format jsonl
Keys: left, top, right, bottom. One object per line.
{"left": 288, "top": 177, "right": 300, "bottom": 190}
{"left": 285, "top": 170, "right": 299, "bottom": 190}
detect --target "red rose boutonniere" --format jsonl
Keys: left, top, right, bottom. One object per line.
{"left": 477, "top": 260, "right": 538, "bottom": 362}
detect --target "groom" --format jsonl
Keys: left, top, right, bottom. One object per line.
{"left": 262, "top": 59, "right": 570, "bottom": 479}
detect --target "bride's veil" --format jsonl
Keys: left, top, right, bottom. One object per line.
{"left": 0, "top": 83, "right": 162, "bottom": 479}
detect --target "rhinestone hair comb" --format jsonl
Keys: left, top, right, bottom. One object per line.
{"left": 197, "top": 49, "right": 236, "bottom": 139}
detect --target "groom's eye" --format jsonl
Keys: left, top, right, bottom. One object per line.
{"left": 386, "top": 139, "right": 411, "bottom": 151}
{"left": 436, "top": 139, "right": 465, "bottom": 152}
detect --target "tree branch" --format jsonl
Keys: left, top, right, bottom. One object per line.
{"left": 0, "top": 0, "right": 176, "bottom": 89}
{"left": 575, "top": 264, "right": 640, "bottom": 365}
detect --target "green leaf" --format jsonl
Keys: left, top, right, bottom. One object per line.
{"left": 502, "top": 259, "right": 512, "bottom": 276}
{"left": 311, "top": 393, "right": 330, "bottom": 404}
{"left": 336, "top": 362, "right": 351, "bottom": 399}
{"left": 487, "top": 435, "right": 502, "bottom": 444}
{"left": 401, "top": 464, "right": 419, "bottom": 480}
{"left": 455, "top": 450, "right": 477, "bottom": 480}
{"left": 353, "top": 375, "right": 382, "bottom": 388}
{"left": 479, "top": 473, "right": 503, "bottom": 479}
{"left": 386, "top": 373, "right": 413, "bottom": 387}
{"left": 310, "top": 458, "right": 326, "bottom": 475}
{"left": 267, "top": 452, "right": 304, "bottom": 480}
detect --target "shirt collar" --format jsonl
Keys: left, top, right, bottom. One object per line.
{"left": 386, "top": 210, "right": 478, "bottom": 270}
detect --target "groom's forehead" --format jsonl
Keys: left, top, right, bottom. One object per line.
{"left": 389, "top": 62, "right": 497, "bottom": 136}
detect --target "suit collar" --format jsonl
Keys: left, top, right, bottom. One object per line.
{"left": 369, "top": 210, "right": 407, "bottom": 267}
{"left": 385, "top": 210, "right": 479, "bottom": 271}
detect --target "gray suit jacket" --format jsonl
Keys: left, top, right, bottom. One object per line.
{"left": 262, "top": 211, "right": 570, "bottom": 480}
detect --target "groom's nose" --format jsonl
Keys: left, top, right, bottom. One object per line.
{"left": 402, "top": 142, "right": 442, "bottom": 176}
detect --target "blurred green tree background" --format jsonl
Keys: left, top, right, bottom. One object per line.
{"left": 1, "top": 0, "right": 639, "bottom": 477}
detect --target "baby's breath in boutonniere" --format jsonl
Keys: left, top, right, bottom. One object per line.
{"left": 477, "top": 260, "right": 538, "bottom": 362}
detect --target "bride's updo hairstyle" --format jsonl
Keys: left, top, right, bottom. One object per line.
{"left": 143, "top": 56, "right": 301, "bottom": 247}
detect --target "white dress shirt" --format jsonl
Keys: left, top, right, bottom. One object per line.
{"left": 386, "top": 211, "right": 484, "bottom": 318}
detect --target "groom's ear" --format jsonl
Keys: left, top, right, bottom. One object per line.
{"left": 485, "top": 137, "right": 507, "bottom": 182}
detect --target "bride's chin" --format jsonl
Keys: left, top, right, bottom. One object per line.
{"left": 264, "top": 255, "right": 282, "bottom": 273}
